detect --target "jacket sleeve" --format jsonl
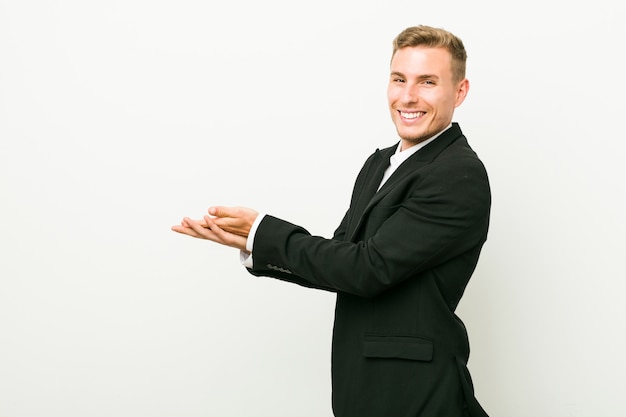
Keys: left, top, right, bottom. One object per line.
{"left": 245, "top": 209, "right": 350, "bottom": 293}
{"left": 247, "top": 159, "right": 490, "bottom": 298}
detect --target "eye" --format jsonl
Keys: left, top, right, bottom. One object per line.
{"left": 392, "top": 77, "right": 405, "bottom": 83}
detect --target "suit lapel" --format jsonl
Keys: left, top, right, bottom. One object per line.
{"left": 347, "top": 124, "right": 464, "bottom": 241}
{"left": 362, "top": 147, "right": 395, "bottom": 205}
{"left": 345, "top": 146, "right": 394, "bottom": 237}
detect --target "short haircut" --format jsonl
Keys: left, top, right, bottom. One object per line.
{"left": 392, "top": 25, "right": 467, "bottom": 82}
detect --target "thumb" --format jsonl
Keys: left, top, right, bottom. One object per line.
{"left": 208, "top": 206, "right": 234, "bottom": 218}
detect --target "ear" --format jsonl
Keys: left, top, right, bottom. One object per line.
{"left": 454, "top": 78, "right": 470, "bottom": 108}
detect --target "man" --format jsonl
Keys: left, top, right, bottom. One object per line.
{"left": 173, "top": 25, "right": 491, "bottom": 417}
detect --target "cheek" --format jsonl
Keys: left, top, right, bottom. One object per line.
{"left": 426, "top": 93, "right": 453, "bottom": 112}
{"left": 387, "top": 84, "right": 403, "bottom": 103}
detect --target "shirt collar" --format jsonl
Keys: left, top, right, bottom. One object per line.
{"left": 389, "top": 124, "right": 452, "bottom": 166}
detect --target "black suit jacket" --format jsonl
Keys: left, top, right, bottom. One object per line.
{"left": 248, "top": 123, "right": 491, "bottom": 417}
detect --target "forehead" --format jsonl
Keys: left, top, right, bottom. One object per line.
{"left": 390, "top": 46, "right": 453, "bottom": 76}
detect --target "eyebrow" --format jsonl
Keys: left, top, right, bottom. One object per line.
{"left": 389, "top": 71, "right": 439, "bottom": 80}
{"left": 390, "top": 71, "right": 440, "bottom": 81}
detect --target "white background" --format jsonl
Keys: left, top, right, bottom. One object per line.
{"left": 1, "top": 1, "right": 625, "bottom": 416}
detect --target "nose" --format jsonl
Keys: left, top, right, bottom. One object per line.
{"left": 401, "top": 84, "right": 419, "bottom": 104}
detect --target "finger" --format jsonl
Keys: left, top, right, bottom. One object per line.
{"left": 208, "top": 206, "right": 232, "bottom": 218}
{"left": 211, "top": 215, "right": 241, "bottom": 229}
{"left": 204, "top": 215, "right": 247, "bottom": 249}
{"left": 172, "top": 219, "right": 197, "bottom": 234}
{"left": 171, "top": 224, "right": 203, "bottom": 239}
{"left": 211, "top": 218, "right": 249, "bottom": 237}
{"left": 185, "top": 217, "right": 211, "bottom": 235}
{"left": 171, "top": 225, "right": 187, "bottom": 233}
{"left": 203, "top": 215, "right": 224, "bottom": 235}
{"left": 199, "top": 216, "right": 236, "bottom": 245}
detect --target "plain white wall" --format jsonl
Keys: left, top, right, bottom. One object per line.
{"left": 1, "top": 1, "right": 624, "bottom": 416}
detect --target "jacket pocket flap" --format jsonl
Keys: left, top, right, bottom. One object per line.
{"left": 362, "top": 335, "right": 433, "bottom": 361}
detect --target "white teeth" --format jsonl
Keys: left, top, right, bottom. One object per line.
{"left": 400, "top": 111, "right": 423, "bottom": 119}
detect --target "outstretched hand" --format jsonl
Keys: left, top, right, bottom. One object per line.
{"left": 171, "top": 206, "right": 259, "bottom": 252}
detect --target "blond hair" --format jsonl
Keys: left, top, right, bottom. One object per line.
{"left": 392, "top": 25, "right": 467, "bottom": 82}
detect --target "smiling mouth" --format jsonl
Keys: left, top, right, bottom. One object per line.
{"left": 399, "top": 111, "right": 425, "bottom": 119}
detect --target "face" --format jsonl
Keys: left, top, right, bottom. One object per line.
{"left": 387, "top": 46, "right": 469, "bottom": 150}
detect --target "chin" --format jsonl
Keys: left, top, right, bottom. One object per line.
{"left": 398, "top": 131, "right": 428, "bottom": 144}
